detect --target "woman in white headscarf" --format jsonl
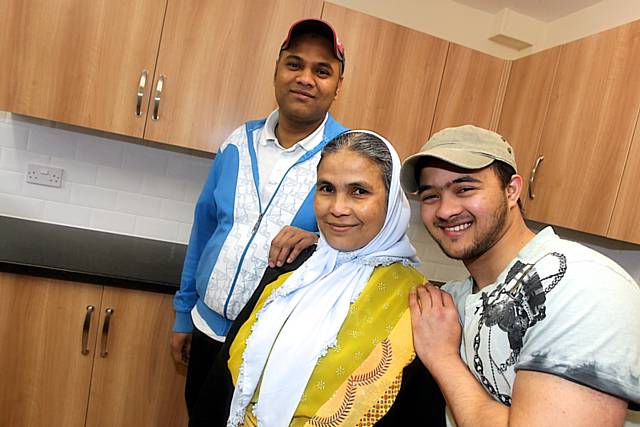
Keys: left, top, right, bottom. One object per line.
{"left": 190, "top": 131, "right": 445, "bottom": 426}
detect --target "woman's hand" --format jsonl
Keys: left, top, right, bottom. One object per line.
{"left": 171, "top": 332, "right": 192, "bottom": 366}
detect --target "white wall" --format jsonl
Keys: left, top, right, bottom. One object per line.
{"left": 0, "top": 111, "right": 211, "bottom": 244}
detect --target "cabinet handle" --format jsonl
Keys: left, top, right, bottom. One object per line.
{"left": 135, "top": 70, "right": 148, "bottom": 117}
{"left": 81, "top": 305, "right": 95, "bottom": 355}
{"left": 100, "top": 308, "right": 114, "bottom": 358}
{"left": 152, "top": 75, "right": 165, "bottom": 121}
{"left": 528, "top": 155, "right": 545, "bottom": 200}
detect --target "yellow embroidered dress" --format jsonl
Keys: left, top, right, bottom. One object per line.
{"left": 228, "top": 262, "right": 426, "bottom": 426}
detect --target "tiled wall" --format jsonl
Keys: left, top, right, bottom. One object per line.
{"left": 0, "top": 112, "right": 211, "bottom": 243}
{"left": 1, "top": 111, "right": 639, "bottom": 285}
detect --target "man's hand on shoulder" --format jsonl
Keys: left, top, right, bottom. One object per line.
{"left": 409, "top": 284, "right": 462, "bottom": 373}
{"left": 268, "top": 226, "right": 318, "bottom": 268}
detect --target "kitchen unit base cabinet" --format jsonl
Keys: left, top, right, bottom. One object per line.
{"left": 0, "top": 272, "right": 188, "bottom": 427}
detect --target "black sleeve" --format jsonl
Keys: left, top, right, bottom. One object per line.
{"left": 189, "top": 246, "right": 317, "bottom": 427}
{"left": 374, "top": 357, "right": 446, "bottom": 426}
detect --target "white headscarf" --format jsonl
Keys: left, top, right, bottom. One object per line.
{"left": 227, "top": 130, "right": 419, "bottom": 427}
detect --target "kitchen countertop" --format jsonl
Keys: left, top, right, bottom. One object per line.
{"left": 0, "top": 216, "right": 186, "bottom": 294}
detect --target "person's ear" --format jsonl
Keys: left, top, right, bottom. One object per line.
{"left": 334, "top": 76, "right": 344, "bottom": 99}
{"left": 505, "top": 174, "right": 524, "bottom": 208}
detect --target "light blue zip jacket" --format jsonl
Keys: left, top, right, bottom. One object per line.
{"left": 173, "top": 114, "right": 348, "bottom": 336}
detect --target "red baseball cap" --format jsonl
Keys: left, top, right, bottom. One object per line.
{"left": 280, "top": 19, "right": 345, "bottom": 75}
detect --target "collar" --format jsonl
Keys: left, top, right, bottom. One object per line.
{"left": 262, "top": 110, "right": 328, "bottom": 152}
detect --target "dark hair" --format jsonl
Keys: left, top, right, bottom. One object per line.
{"left": 319, "top": 131, "right": 392, "bottom": 194}
{"left": 489, "top": 162, "right": 524, "bottom": 213}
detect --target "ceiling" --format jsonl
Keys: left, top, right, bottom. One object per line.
{"left": 452, "top": 0, "right": 603, "bottom": 22}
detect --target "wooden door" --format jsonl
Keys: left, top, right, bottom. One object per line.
{"left": 497, "top": 47, "right": 561, "bottom": 209}
{"left": 0, "top": 273, "right": 103, "bottom": 427}
{"left": 524, "top": 21, "right": 640, "bottom": 235}
{"left": 85, "top": 287, "right": 188, "bottom": 427}
{"left": 607, "top": 115, "right": 640, "bottom": 244}
{"left": 431, "top": 43, "right": 510, "bottom": 134}
{"left": 322, "top": 3, "right": 449, "bottom": 160}
{"left": 142, "top": 0, "right": 323, "bottom": 153}
{"left": 0, "top": 0, "right": 166, "bottom": 138}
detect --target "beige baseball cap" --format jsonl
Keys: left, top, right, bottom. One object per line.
{"left": 400, "top": 125, "right": 517, "bottom": 193}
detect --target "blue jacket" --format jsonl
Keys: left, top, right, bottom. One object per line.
{"left": 173, "top": 114, "right": 348, "bottom": 336}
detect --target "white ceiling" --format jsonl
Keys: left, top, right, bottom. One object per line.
{"left": 452, "top": 0, "right": 603, "bottom": 22}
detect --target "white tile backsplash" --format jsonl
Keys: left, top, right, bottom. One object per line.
{"left": 44, "top": 201, "right": 92, "bottom": 227}
{"left": 28, "top": 126, "right": 78, "bottom": 158}
{"left": 116, "top": 192, "right": 162, "bottom": 217}
{"left": 0, "top": 170, "right": 23, "bottom": 194}
{"left": 0, "top": 112, "right": 206, "bottom": 243}
{"left": 134, "top": 216, "right": 179, "bottom": 241}
{"left": 0, "top": 193, "right": 45, "bottom": 219}
{"left": 0, "top": 147, "right": 50, "bottom": 172}
{"left": 0, "top": 122, "right": 29, "bottom": 149}
{"left": 70, "top": 183, "right": 118, "bottom": 210}
{"left": 90, "top": 209, "right": 136, "bottom": 234}
{"left": 51, "top": 157, "right": 98, "bottom": 185}
{"left": 76, "top": 135, "right": 125, "bottom": 168}
{"left": 96, "top": 166, "right": 143, "bottom": 192}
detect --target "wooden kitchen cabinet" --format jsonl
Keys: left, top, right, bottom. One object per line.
{"left": 0, "top": 273, "right": 102, "bottom": 427}
{"left": 0, "top": 272, "right": 188, "bottom": 427}
{"left": 0, "top": 0, "right": 167, "bottom": 139}
{"left": 143, "top": 0, "right": 323, "bottom": 152}
{"left": 322, "top": 3, "right": 449, "bottom": 160}
{"left": 430, "top": 43, "right": 511, "bottom": 134}
{"left": 0, "top": 0, "right": 322, "bottom": 153}
{"left": 497, "top": 46, "right": 561, "bottom": 209}
{"left": 608, "top": 117, "right": 640, "bottom": 244}
{"left": 519, "top": 21, "right": 640, "bottom": 236}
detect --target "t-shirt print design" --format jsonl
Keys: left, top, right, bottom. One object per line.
{"left": 472, "top": 252, "right": 567, "bottom": 405}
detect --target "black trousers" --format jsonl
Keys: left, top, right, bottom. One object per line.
{"left": 185, "top": 328, "right": 224, "bottom": 418}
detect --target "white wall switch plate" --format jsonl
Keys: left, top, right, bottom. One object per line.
{"left": 26, "top": 164, "right": 63, "bottom": 188}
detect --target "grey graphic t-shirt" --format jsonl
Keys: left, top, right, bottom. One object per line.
{"left": 443, "top": 227, "right": 640, "bottom": 412}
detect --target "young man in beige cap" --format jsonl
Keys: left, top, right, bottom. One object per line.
{"left": 171, "top": 19, "right": 348, "bottom": 416}
{"left": 400, "top": 124, "right": 640, "bottom": 426}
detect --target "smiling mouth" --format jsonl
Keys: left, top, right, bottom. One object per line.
{"left": 441, "top": 222, "right": 472, "bottom": 235}
{"left": 327, "top": 223, "right": 356, "bottom": 232}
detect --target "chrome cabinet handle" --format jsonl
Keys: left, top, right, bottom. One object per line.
{"left": 135, "top": 70, "right": 148, "bottom": 117}
{"left": 81, "top": 305, "right": 95, "bottom": 355}
{"left": 100, "top": 308, "right": 114, "bottom": 358}
{"left": 528, "top": 155, "right": 545, "bottom": 200}
{"left": 152, "top": 75, "right": 165, "bottom": 121}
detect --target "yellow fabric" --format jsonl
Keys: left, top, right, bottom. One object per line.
{"left": 228, "top": 263, "right": 424, "bottom": 425}
{"left": 305, "top": 311, "right": 415, "bottom": 426}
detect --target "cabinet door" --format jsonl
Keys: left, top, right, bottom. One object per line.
{"left": 0, "top": 273, "right": 102, "bottom": 427}
{"left": 142, "top": 0, "right": 323, "bottom": 153}
{"left": 608, "top": 118, "right": 640, "bottom": 244}
{"left": 431, "top": 43, "right": 510, "bottom": 133}
{"left": 497, "top": 47, "right": 561, "bottom": 209}
{"left": 322, "top": 3, "right": 449, "bottom": 160}
{"left": 524, "top": 22, "right": 640, "bottom": 235}
{"left": 0, "top": 0, "right": 166, "bottom": 138}
{"left": 86, "top": 287, "right": 188, "bottom": 427}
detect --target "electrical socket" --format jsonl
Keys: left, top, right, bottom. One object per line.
{"left": 26, "top": 164, "right": 63, "bottom": 188}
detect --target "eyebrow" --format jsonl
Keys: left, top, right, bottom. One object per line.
{"left": 417, "top": 175, "right": 482, "bottom": 193}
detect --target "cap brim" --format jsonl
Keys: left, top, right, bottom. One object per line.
{"left": 400, "top": 149, "right": 495, "bottom": 193}
{"left": 281, "top": 19, "right": 344, "bottom": 67}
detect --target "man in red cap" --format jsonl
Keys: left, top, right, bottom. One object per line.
{"left": 171, "top": 18, "right": 348, "bottom": 416}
